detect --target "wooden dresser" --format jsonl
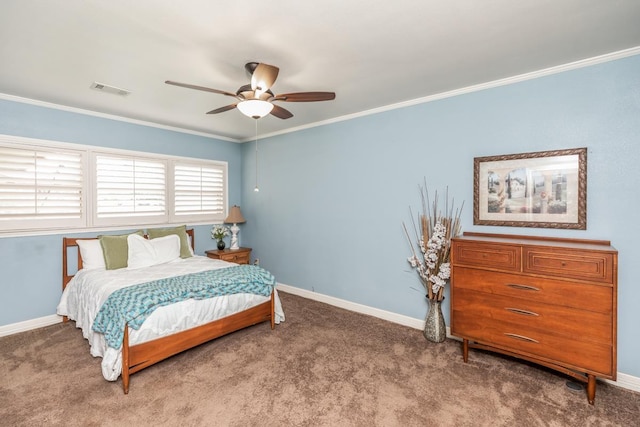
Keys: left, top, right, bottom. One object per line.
{"left": 450, "top": 232, "right": 617, "bottom": 404}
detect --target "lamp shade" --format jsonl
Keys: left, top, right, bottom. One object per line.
{"left": 236, "top": 99, "right": 274, "bottom": 119}
{"left": 224, "top": 205, "right": 246, "bottom": 224}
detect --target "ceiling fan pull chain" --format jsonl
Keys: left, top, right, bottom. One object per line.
{"left": 254, "top": 119, "right": 259, "bottom": 193}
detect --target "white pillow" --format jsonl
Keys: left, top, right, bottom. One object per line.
{"left": 127, "top": 234, "right": 181, "bottom": 270}
{"left": 77, "top": 239, "right": 106, "bottom": 270}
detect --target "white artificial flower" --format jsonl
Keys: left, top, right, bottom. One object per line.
{"left": 407, "top": 220, "right": 454, "bottom": 298}
{"left": 211, "top": 225, "right": 229, "bottom": 240}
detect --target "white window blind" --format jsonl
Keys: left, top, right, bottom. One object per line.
{"left": 174, "top": 162, "right": 226, "bottom": 220}
{"left": 0, "top": 145, "right": 84, "bottom": 229}
{"left": 95, "top": 154, "right": 166, "bottom": 223}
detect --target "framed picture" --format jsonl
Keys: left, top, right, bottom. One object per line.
{"left": 474, "top": 148, "right": 587, "bottom": 229}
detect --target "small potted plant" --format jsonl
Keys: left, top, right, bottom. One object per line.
{"left": 211, "top": 225, "right": 230, "bottom": 250}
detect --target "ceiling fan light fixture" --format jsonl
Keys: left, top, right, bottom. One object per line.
{"left": 237, "top": 99, "right": 274, "bottom": 119}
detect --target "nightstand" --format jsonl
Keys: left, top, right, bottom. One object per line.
{"left": 205, "top": 247, "right": 252, "bottom": 265}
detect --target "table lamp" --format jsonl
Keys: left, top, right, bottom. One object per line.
{"left": 224, "top": 205, "right": 246, "bottom": 250}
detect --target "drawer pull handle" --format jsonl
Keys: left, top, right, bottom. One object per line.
{"left": 504, "top": 333, "right": 539, "bottom": 343}
{"left": 506, "top": 284, "right": 540, "bottom": 292}
{"left": 505, "top": 307, "right": 539, "bottom": 317}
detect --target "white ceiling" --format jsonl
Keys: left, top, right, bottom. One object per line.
{"left": 1, "top": 1, "right": 640, "bottom": 142}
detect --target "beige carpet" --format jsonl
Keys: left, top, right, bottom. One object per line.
{"left": 1, "top": 291, "right": 639, "bottom": 426}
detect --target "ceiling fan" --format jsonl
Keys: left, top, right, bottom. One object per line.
{"left": 165, "top": 62, "right": 336, "bottom": 120}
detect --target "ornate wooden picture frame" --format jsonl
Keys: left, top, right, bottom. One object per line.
{"left": 474, "top": 148, "right": 587, "bottom": 229}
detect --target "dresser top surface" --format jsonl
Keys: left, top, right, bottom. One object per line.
{"left": 454, "top": 232, "right": 617, "bottom": 253}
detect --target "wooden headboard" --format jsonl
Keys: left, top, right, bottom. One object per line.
{"left": 62, "top": 229, "right": 195, "bottom": 291}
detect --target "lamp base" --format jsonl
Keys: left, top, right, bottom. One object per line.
{"left": 229, "top": 224, "right": 240, "bottom": 250}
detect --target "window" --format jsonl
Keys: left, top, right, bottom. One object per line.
{"left": 0, "top": 140, "right": 85, "bottom": 231}
{"left": 0, "top": 134, "right": 228, "bottom": 235}
{"left": 93, "top": 153, "right": 167, "bottom": 226}
{"left": 174, "top": 161, "right": 226, "bottom": 220}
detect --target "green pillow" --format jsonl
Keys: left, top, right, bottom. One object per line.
{"left": 147, "top": 225, "right": 192, "bottom": 258}
{"left": 99, "top": 231, "right": 144, "bottom": 270}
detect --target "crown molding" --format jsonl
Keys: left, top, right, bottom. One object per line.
{"left": 244, "top": 46, "right": 640, "bottom": 142}
{"left": 0, "top": 93, "right": 238, "bottom": 142}
{"left": 2, "top": 46, "right": 638, "bottom": 144}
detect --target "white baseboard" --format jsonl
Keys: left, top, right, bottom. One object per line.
{"left": 605, "top": 373, "right": 640, "bottom": 393}
{"left": 0, "top": 314, "right": 62, "bottom": 337}
{"left": 277, "top": 283, "right": 425, "bottom": 330}
{"left": 276, "top": 283, "right": 640, "bottom": 394}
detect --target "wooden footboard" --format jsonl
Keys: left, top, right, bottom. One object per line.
{"left": 121, "top": 292, "right": 275, "bottom": 394}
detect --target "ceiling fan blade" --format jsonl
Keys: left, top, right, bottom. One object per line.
{"left": 165, "top": 80, "right": 239, "bottom": 98}
{"left": 272, "top": 92, "right": 336, "bottom": 102}
{"left": 270, "top": 104, "right": 293, "bottom": 119}
{"left": 251, "top": 63, "right": 279, "bottom": 92}
{"left": 206, "top": 104, "right": 237, "bottom": 114}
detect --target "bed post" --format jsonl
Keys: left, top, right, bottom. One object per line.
{"left": 61, "top": 239, "right": 69, "bottom": 323}
{"left": 270, "top": 290, "right": 275, "bottom": 330}
{"left": 122, "top": 325, "right": 130, "bottom": 394}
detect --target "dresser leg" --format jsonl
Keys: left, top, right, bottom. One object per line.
{"left": 462, "top": 339, "right": 469, "bottom": 363}
{"left": 586, "top": 374, "right": 596, "bottom": 405}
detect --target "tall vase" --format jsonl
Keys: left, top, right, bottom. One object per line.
{"left": 423, "top": 298, "right": 446, "bottom": 343}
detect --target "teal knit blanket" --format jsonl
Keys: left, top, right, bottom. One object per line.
{"left": 92, "top": 265, "right": 275, "bottom": 349}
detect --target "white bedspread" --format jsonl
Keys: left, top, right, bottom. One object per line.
{"left": 57, "top": 256, "right": 285, "bottom": 381}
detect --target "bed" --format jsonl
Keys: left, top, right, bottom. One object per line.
{"left": 57, "top": 228, "right": 284, "bottom": 394}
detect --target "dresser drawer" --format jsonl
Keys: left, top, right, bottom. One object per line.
{"left": 452, "top": 241, "right": 521, "bottom": 272}
{"left": 451, "top": 267, "right": 613, "bottom": 313}
{"left": 451, "top": 312, "right": 613, "bottom": 375}
{"left": 219, "top": 252, "right": 250, "bottom": 264}
{"left": 523, "top": 248, "right": 615, "bottom": 284}
{"left": 452, "top": 288, "right": 612, "bottom": 344}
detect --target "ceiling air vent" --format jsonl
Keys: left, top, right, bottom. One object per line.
{"left": 90, "top": 81, "right": 131, "bottom": 96}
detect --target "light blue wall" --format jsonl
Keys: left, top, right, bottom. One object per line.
{"left": 2, "top": 54, "right": 639, "bottom": 378}
{"left": 241, "top": 54, "right": 640, "bottom": 377}
{"left": 0, "top": 100, "right": 243, "bottom": 325}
